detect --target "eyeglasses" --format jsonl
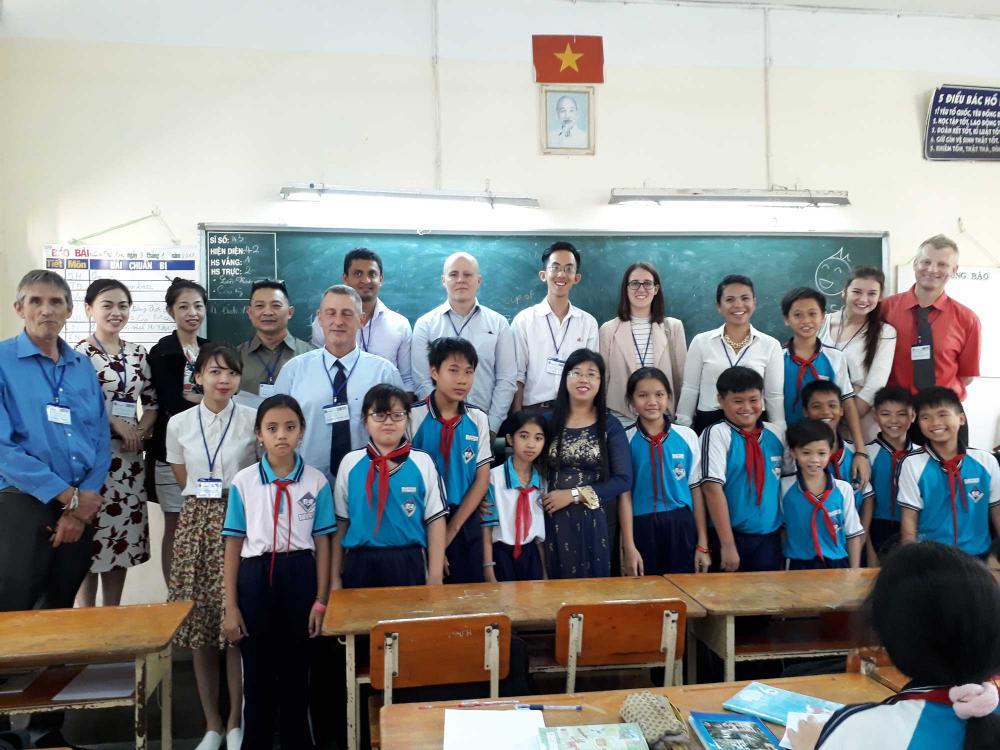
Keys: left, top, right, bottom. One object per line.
{"left": 626, "top": 280, "right": 657, "bottom": 291}
{"left": 367, "top": 411, "right": 408, "bottom": 423}
{"left": 568, "top": 369, "right": 601, "bottom": 381}
{"left": 546, "top": 263, "right": 577, "bottom": 276}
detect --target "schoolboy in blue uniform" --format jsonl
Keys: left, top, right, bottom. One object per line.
{"left": 864, "top": 386, "right": 915, "bottom": 559}
{"left": 700, "top": 366, "right": 786, "bottom": 572}
{"left": 333, "top": 384, "right": 447, "bottom": 588}
{"left": 898, "top": 386, "right": 1000, "bottom": 557}
{"left": 780, "top": 288, "right": 870, "bottom": 493}
{"left": 781, "top": 420, "right": 864, "bottom": 570}
{"left": 409, "top": 337, "right": 492, "bottom": 583}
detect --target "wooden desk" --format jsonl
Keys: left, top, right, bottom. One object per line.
{"left": 323, "top": 576, "right": 705, "bottom": 750}
{"left": 0, "top": 602, "right": 191, "bottom": 750}
{"left": 667, "top": 569, "right": 878, "bottom": 681}
{"left": 381, "top": 673, "right": 893, "bottom": 750}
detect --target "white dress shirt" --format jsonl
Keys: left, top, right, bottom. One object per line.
{"left": 675, "top": 324, "right": 785, "bottom": 428}
{"left": 411, "top": 300, "right": 516, "bottom": 433}
{"left": 511, "top": 299, "right": 600, "bottom": 406}
{"left": 311, "top": 298, "right": 414, "bottom": 390}
{"left": 819, "top": 311, "right": 898, "bottom": 406}
{"left": 165, "top": 400, "right": 258, "bottom": 496}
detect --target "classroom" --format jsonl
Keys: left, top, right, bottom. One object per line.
{"left": 2, "top": 1, "right": 1000, "bottom": 749}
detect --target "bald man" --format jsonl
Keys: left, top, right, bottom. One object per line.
{"left": 411, "top": 253, "right": 516, "bottom": 435}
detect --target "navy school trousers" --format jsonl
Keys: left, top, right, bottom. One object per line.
{"left": 492, "top": 540, "right": 544, "bottom": 582}
{"left": 342, "top": 545, "right": 426, "bottom": 588}
{"left": 444, "top": 510, "right": 484, "bottom": 584}
{"left": 786, "top": 556, "right": 850, "bottom": 571}
{"left": 708, "top": 528, "right": 783, "bottom": 572}
{"left": 631, "top": 506, "right": 697, "bottom": 575}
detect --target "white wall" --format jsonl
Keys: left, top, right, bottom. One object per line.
{"left": 2, "top": 0, "right": 1000, "bottom": 601}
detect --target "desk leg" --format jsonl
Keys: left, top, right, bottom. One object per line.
{"left": 686, "top": 621, "right": 697, "bottom": 684}
{"left": 162, "top": 648, "right": 173, "bottom": 750}
{"left": 346, "top": 634, "right": 358, "bottom": 750}
{"left": 723, "top": 616, "right": 735, "bottom": 682}
{"left": 134, "top": 654, "right": 148, "bottom": 750}
{"left": 691, "top": 615, "right": 736, "bottom": 683}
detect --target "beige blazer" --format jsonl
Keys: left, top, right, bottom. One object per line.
{"left": 599, "top": 316, "right": 687, "bottom": 418}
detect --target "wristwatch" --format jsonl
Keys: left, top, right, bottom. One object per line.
{"left": 571, "top": 488, "right": 581, "bottom": 504}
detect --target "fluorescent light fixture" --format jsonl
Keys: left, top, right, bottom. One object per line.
{"left": 609, "top": 188, "right": 850, "bottom": 207}
{"left": 280, "top": 182, "right": 540, "bottom": 208}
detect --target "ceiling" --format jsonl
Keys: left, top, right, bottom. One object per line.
{"left": 583, "top": 0, "right": 1000, "bottom": 19}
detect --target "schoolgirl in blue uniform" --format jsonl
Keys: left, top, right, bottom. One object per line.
{"left": 700, "top": 366, "right": 786, "bottom": 572}
{"left": 864, "top": 386, "right": 915, "bottom": 559}
{"left": 333, "top": 384, "right": 447, "bottom": 588}
{"left": 409, "top": 337, "right": 492, "bottom": 583}
{"left": 898, "top": 387, "right": 1000, "bottom": 557}
{"left": 781, "top": 420, "right": 864, "bottom": 570}
{"left": 222, "top": 395, "right": 335, "bottom": 750}
{"left": 481, "top": 411, "right": 547, "bottom": 582}
{"left": 620, "top": 367, "right": 711, "bottom": 575}
{"left": 795, "top": 543, "right": 1000, "bottom": 749}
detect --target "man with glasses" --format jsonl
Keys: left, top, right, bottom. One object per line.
{"left": 511, "top": 241, "right": 598, "bottom": 411}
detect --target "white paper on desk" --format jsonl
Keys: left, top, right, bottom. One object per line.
{"left": 53, "top": 663, "right": 134, "bottom": 701}
{"left": 780, "top": 711, "right": 833, "bottom": 749}
{"left": 443, "top": 708, "right": 545, "bottom": 750}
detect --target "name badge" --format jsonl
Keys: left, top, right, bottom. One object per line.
{"left": 46, "top": 404, "right": 72, "bottom": 425}
{"left": 324, "top": 404, "right": 350, "bottom": 424}
{"left": 111, "top": 398, "right": 137, "bottom": 421}
{"left": 258, "top": 383, "right": 277, "bottom": 398}
{"left": 545, "top": 357, "right": 565, "bottom": 376}
{"left": 196, "top": 478, "right": 223, "bottom": 499}
{"left": 911, "top": 345, "right": 931, "bottom": 361}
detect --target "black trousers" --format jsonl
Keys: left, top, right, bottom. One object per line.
{"left": 0, "top": 489, "right": 95, "bottom": 612}
{"left": 238, "top": 551, "right": 317, "bottom": 750}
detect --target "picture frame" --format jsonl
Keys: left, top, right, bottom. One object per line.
{"left": 540, "top": 84, "right": 595, "bottom": 155}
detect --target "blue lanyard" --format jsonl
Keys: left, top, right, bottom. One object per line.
{"left": 359, "top": 311, "right": 377, "bottom": 352}
{"left": 251, "top": 340, "right": 284, "bottom": 385}
{"left": 198, "top": 405, "right": 236, "bottom": 476}
{"left": 322, "top": 353, "right": 360, "bottom": 404}
{"left": 446, "top": 306, "right": 480, "bottom": 338}
{"left": 34, "top": 357, "right": 67, "bottom": 404}
{"left": 545, "top": 314, "right": 574, "bottom": 359}
{"left": 721, "top": 336, "right": 753, "bottom": 368}
{"left": 91, "top": 336, "right": 128, "bottom": 394}
{"left": 631, "top": 326, "right": 652, "bottom": 367}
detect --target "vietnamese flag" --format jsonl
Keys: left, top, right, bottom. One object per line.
{"left": 532, "top": 35, "right": 604, "bottom": 83}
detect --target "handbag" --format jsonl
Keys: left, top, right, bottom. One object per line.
{"left": 619, "top": 691, "right": 690, "bottom": 749}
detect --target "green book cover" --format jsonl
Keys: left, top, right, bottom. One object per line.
{"left": 538, "top": 723, "right": 650, "bottom": 750}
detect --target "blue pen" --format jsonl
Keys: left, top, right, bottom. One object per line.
{"left": 514, "top": 704, "right": 582, "bottom": 711}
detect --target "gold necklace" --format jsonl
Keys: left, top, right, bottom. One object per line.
{"left": 723, "top": 331, "right": 752, "bottom": 352}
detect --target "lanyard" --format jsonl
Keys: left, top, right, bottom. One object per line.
{"left": 91, "top": 336, "right": 128, "bottom": 393}
{"left": 631, "top": 325, "right": 652, "bottom": 367}
{"left": 322, "top": 353, "right": 360, "bottom": 404}
{"left": 721, "top": 336, "right": 753, "bottom": 368}
{"left": 198, "top": 405, "right": 236, "bottom": 477}
{"left": 34, "top": 357, "right": 67, "bottom": 404}
{"left": 446, "top": 306, "right": 480, "bottom": 338}
{"left": 359, "top": 310, "right": 378, "bottom": 352}
{"left": 545, "top": 314, "right": 574, "bottom": 358}
{"left": 832, "top": 312, "right": 866, "bottom": 351}
{"left": 251, "top": 340, "right": 284, "bottom": 385}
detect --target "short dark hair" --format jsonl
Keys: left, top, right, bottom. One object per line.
{"left": 343, "top": 248, "right": 383, "bottom": 276}
{"left": 249, "top": 279, "right": 289, "bottom": 299}
{"left": 362, "top": 383, "right": 411, "bottom": 417}
{"left": 616, "top": 262, "right": 665, "bottom": 324}
{"left": 801, "top": 379, "right": 843, "bottom": 408}
{"left": 913, "top": 386, "right": 963, "bottom": 415}
{"left": 873, "top": 385, "right": 912, "bottom": 410}
{"left": 193, "top": 343, "right": 242, "bottom": 375}
{"left": 787, "top": 419, "right": 836, "bottom": 450}
{"left": 625, "top": 366, "right": 672, "bottom": 403}
{"left": 504, "top": 410, "right": 548, "bottom": 440}
{"left": 781, "top": 287, "right": 826, "bottom": 317}
{"left": 255, "top": 394, "right": 306, "bottom": 432}
{"left": 541, "top": 241, "right": 581, "bottom": 271}
{"left": 427, "top": 337, "right": 479, "bottom": 372}
{"left": 165, "top": 277, "right": 207, "bottom": 308}
{"left": 715, "top": 274, "right": 755, "bottom": 304}
{"left": 716, "top": 366, "right": 764, "bottom": 397}
{"left": 85, "top": 278, "right": 132, "bottom": 306}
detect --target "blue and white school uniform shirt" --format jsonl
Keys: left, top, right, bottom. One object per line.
{"left": 865, "top": 436, "right": 913, "bottom": 523}
{"left": 897, "top": 445, "right": 1000, "bottom": 556}
{"left": 223, "top": 454, "right": 336, "bottom": 556}
{"left": 481, "top": 458, "right": 546, "bottom": 549}
{"left": 409, "top": 395, "right": 492, "bottom": 511}
{"left": 625, "top": 421, "right": 702, "bottom": 516}
{"left": 334, "top": 443, "right": 448, "bottom": 548}
{"left": 780, "top": 474, "right": 863, "bottom": 562}
{"left": 782, "top": 341, "right": 854, "bottom": 425}
{"left": 827, "top": 437, "right": 874, "bottom": 512}
{"left": 700, "top": 420, "right": 785, "bottom": 535}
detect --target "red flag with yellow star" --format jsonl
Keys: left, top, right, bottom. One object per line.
{"left": 532, "top": 35, "right": 604, "bottom": 83}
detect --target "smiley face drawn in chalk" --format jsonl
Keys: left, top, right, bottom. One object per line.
{"left": 815, "top": 248, "right": 852, "bottom": 296}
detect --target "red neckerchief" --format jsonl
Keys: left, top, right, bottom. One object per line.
{"left": 888, "top": 443, "right": 910, "bottom": 518}
{"left": 829, "top": 441, "right": 845, "bottom": 481}
{"left": 801, "top": 478, "right": 837, "bottom": 561}
{"left": 269, "top": 479, "right": 295, "bottom": 585}
{"left": 737, "top": 426, "right": 765, "bottom": 505}
{"left": 365, "top": 442, "right": 411, "bottom": 536}
{"left": 647, "top": 428, "right": 670, "bottom": 513}
{"left": 431, "top": 396, "right": 462, "bottom": 476}
{"left": 512, "top": 484, "right": 538, "bottom": 559}
{"left": 940, "top": 453, "right": 967, "bottom": 546}
{"left": 893, "top": 687, "right": 953, "bottom": 706}
{"left": 789, "top": 343, "right": 821, "bottom": 408}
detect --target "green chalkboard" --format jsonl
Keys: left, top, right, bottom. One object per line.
{"left": 201, "top": 227, "right": 886, "bottom": 348}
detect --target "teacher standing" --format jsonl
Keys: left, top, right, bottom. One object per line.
{"left": 599, "top": 262, "right": 686, "bottom": 422}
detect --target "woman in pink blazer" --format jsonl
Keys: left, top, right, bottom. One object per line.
{"left": 599, "top": 262, "right": 687, "bottom": 422}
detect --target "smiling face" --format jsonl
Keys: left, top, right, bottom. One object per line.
{"left": 874, "top": 401, "right": 915, "bottom": 444}
{"left": 247, "top": 287, "right": 293, "bottom": 337}
{"left": 717, "top": 283, "right": 756, "bottom": 327}
{"left": 15, "top": 282, "right": 72, "bottom": 344}
{"left": 430, "top": 353, "right": 475, "bottom": 405}
{"left": 86, "top": 288, "right": 131, "bottom": 338}
{"left": 785, "top": 297, "right": 825, "bottom": 341}
{"left": 317, "top": 291, "right": 361, "bottom": 355}
{"left": 913, "top": 244, "right": 958, "bottom": 296}
{"left": 917, "top": 403, "right": 965, "bottom": 450}
{"left": 256, "top": 405, "right": 303, "bottom": 461}
{"left": 718, "top": 389, "right": 763, "bottom": 430}
{"left": 168, "top": 289, "right": 206, "bottom": 336}
{"left": 804, "top": 391, "right": 843, "bottom": 433}
{"left": 815, "top": 252, "right": 852, "bottom": 295}
{"left": 344, "top": 260, "right": 383, "bottom": 304}
{"left": 843, "top": 276, "right": 882, "bottom": 320}
{"left": 194, "top": 355, "right": 241, "bottom": 401}
{"left": 626, "top": 267, "right": 658, "bottom": 314}
{"left": 565, "top": 359, "right": 601, "bottom": 406}
{"left": 629, "top": 376, "right": 671, "bottom": 426}
{"left": 792, "top": 440, "right": 833, "bottom": 479}
{"left": 540, "top": 249, "right": 581, "bottom": 299}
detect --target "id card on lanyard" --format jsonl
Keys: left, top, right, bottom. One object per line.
{"left": 197, "top": 405, "right": 236, "bottom": 498}
{"left": 253, "top": 341, "right": 284, "bottom": 396}
{"left": 322, "top": 355, "right": 358, "bottom": 425}
{"left": 911, "top": 306, "right": 935, "bottom": 361}
{"left": 545, "top": 314, "right": 574, "bottom": 375}
{"left": 36, "top": 358, "right": 71, "bottom": 425}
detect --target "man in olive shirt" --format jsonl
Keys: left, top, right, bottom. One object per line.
{"left": 237, "top": 280, "right": 314, "bottom": 396}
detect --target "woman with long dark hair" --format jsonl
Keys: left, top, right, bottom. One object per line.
{"left": 540, "top": 349, "right": 632, "bottom": 578}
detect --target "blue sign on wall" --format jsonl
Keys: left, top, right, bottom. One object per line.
{"left": 925, "top": 84, "right": 1000, "bottom": 161}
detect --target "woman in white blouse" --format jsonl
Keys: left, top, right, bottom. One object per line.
{"left": 599, "top": 262, "right": 687, "bottom": 421}
{"left": 676, "top": 274, "right": 785, "bottom": 433}
{"left": 819, "top": 266, "right": 897, "bottom": 441}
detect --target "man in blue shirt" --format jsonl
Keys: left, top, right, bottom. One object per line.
{"left": 0, "top": 270, "right": 110, "bottom": 613}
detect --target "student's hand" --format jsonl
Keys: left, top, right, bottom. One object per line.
{"left": 694, "top": 547, "right": 713, "bottom": 573}
{"left": 308, "top": 607, "right": 324, "bottom": 638}
{"left": 76, "top": 491, "right": 103, "bottom": 522}
{"left": 444, "top": 520, "right": 460, "bottom": 548}
{"left": 851, "top": 455, "right": 871, "bottom": 487}
{"left": 49, "top": 514, "right": 85, "bottom": 547}
{"left": 223, "top": 608, "right": 247, "bottom": 643}
{"left": 112, "top": 418, "right": 142, "bottom": 453}
{"left": 786, "top": 713, "right": 827, "bottom": 750}
{"left": 542, "top": 490, "right": 574, "bottom": 515}
{"left": 483, "top": 566, "right": 498, "bottom": 584}
{"left": 623, "top": 546, "right": 644, "bottom": 576}
{"left": 719, "top": 541, "right": 741, "bottom": 572}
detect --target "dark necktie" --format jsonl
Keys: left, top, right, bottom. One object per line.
{"left": 913, "top": 306, "right": 936, "bottom": 391}
{"left": 329, "top": 361, "right": 351, "bottom": 477}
